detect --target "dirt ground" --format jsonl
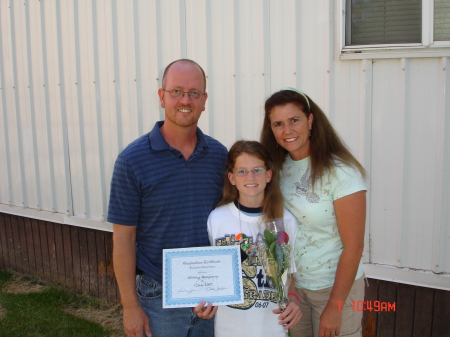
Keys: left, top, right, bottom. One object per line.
{"left": 1, "top": 272, "right": 125, "bottom": 337}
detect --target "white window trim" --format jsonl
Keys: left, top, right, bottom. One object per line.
{"left": 339, "top": 0, "right": 450, "bottom": 60}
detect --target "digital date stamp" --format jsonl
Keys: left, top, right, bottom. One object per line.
{"left": 337, "top": 300, "right": 396, "bottom": 312}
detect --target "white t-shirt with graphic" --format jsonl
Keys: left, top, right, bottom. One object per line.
{"left": 207, "top": 202, "right": 298, "bottom": 337}
{"left": 280, "top": 156, "right": 366, "bottom": 290}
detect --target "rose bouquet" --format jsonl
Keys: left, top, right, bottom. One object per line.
{"left": 256, "top": 219, "right": 292, "bottom": 335}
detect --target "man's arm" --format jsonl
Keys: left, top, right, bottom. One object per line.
{"left": 113, "top": 224, "right": 151, "bottom": 337}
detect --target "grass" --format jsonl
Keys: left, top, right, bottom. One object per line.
{"left": 0, "top": 270, "right": 119, "bottom": 337}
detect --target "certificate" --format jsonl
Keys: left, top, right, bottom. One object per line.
{"left": 162, "top": 246, "right": 244, "bottom": 308}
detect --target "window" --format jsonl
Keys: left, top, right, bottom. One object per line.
{"left": 435, "top": 0, "right": 450, "bottom": 41}
{"left": 341, "top": 0, "right": 450, "bottom": 59}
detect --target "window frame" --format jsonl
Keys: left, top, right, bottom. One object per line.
{"left": 340, "top": 0, "right": 450, "bottom": 60}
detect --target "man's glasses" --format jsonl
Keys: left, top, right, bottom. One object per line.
{"left": 163, "top": 89, "right": 205, "bottom": 101}
{"left": 234, "top": 168, "right": 266, "bottom": 177}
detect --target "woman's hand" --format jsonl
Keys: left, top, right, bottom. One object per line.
{"left": 273, "top": 301, "right": 302, "bottom": 330}
{"left": 318, "top": 301, "right": 342, "bottom": 337}
{"left": 193, "top": 301, "right": 218, "bottom": 320}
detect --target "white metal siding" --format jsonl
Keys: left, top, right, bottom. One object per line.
{"left": 0, "top": 0, "right": 449, "bottom": 287}
{"left": 370, "top": 58, "right": 450, "bottom": 274}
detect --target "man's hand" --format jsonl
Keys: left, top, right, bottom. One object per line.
{"left": 193, "top": 301, "right": 218, "bottom": 320}
{"left": 123, "top": 305, "right": 152, "bottom": 337}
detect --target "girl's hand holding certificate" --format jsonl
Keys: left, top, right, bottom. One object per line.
{"left": 194, "top": 301, "right": 218, "bottom": 319}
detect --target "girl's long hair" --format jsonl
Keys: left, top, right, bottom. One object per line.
{"left": 261, "top": 90, "right": 366, "bottom": 186}
{"left": 217, "top": 140, "right": 284, "bottom": 222}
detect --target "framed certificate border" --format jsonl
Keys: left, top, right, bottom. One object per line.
{"left": 162, "top": 246, "right": 243, "bottom": 308}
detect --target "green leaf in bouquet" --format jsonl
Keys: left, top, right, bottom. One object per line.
{"left": 268, "top": 262, "right": 278, "bottom": 280}
{"left": 276, "top": 245, "right": 285, "bottom": 272}
{"left": 264, "top": 229, "right": 277, "bottom": 246}
{"left": 269, "top": 241, "right": 277, "bottom": 258}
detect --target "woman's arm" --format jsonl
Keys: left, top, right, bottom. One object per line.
{"left": 318, "top": 190, "right": 366, "bottom": 337}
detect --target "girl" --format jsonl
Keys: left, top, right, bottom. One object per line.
{"left": 195, "top": 140, "right": 302, "bottom": 336}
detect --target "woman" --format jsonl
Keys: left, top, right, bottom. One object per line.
{"left": 261, "top": 88, "right": 367, "bottom": 337}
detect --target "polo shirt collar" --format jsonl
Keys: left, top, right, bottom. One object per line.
{"left": 148, "top": 121, "right": 210, "bottom": 151}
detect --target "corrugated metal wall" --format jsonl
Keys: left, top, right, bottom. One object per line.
{"left": 0, "top": 0, "right": 449, "bottom": 287}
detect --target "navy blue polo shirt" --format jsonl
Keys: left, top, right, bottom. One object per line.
{"left": 107, "top": 121, "right": 227, "bottom": 282}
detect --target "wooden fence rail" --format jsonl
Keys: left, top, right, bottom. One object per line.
{"left": 0, "top": 212, "right": 118, "bottom": 301}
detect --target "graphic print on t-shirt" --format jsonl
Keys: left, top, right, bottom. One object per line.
{"left": 214, "top": 233, "right": 277, "bottom": 310}
{"left": 293, "top": 170, "right": 320, "bottom": 203}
